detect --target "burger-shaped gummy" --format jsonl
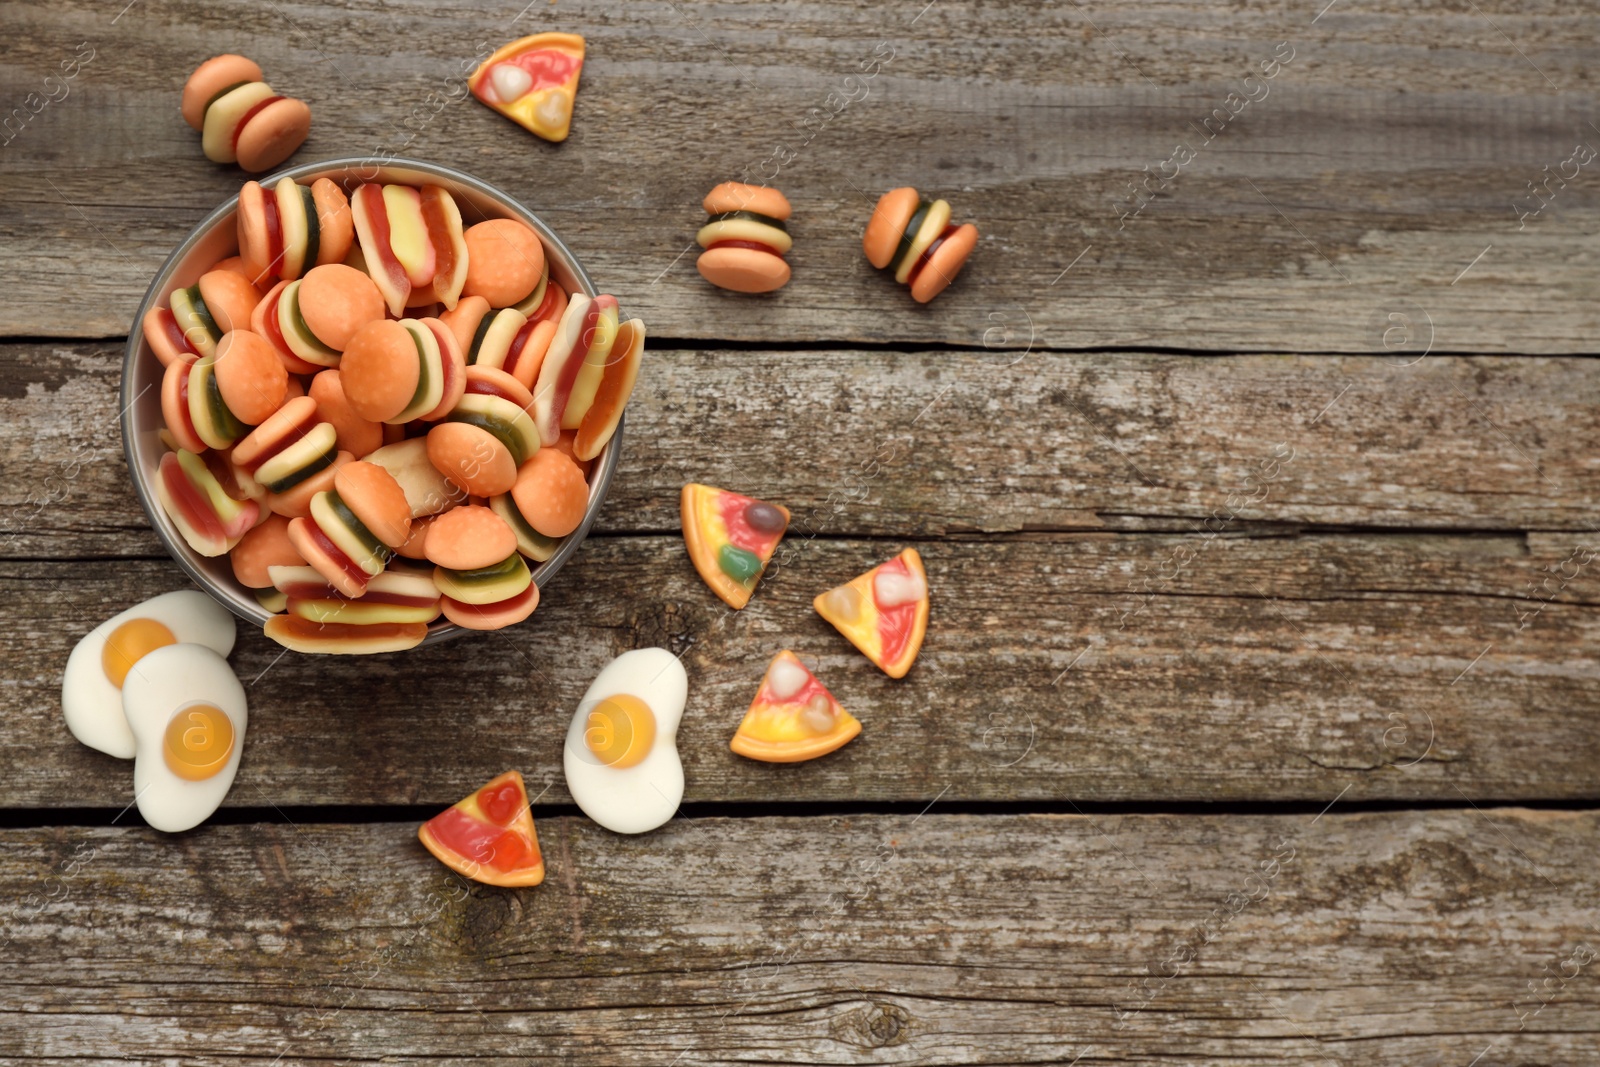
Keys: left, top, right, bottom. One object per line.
{"left": 229, "top": 396, "right": 340, "bottom": 497}
{"left": 237, "top": 176, "right": 355, "bottom": 285}
{"left": 339, "top": 317, "right": 466, "bottom": 426}
{"left": 695, "top": 182, "right": 792, "bottom": 294}
{"left": 427, "top": 365, "right": 540, "bottom": 497}
{"left": 425, "top": 505, "right": 540, "bottom": 630}
{"left": 181, "top": 54, "right": 311, "bottom": 173}
{"left": 439, "top": 297, "right": 559, "bottom": 389}
{"left": 178, "top": 331, "right": 289, "bottom": 451}
{"left": 142, "top": 269, "right": 262, "bottom": 366}
{"left": 862, "top": 186, "right": 979, "bottom": 304}
{"left": 286, "top": 461, "right": 412, "bottom": 598}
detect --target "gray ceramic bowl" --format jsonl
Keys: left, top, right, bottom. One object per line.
{"left": 121, "top": 157, "right": 620, "bottom": 647}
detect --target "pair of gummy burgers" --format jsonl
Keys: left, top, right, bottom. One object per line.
{"left": 694, "top": 182, "right": 978, "bottom": 303}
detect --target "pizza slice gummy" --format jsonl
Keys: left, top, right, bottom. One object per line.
{"left": 469, "top": 33, "right": 585, "bottom": 143}
{"left": 418, "top": 770, "right": 545, "bottom": 887}
{"left": 730, "top": 650, "right": 861, "bottom": 763}
{"left": 813, "top": 548, "right": 929, "bottom": 678}
{"left": 681, "top": 483, "right": 789, "bottom": 609}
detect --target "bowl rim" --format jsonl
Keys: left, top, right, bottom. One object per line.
{"left": 121, "top": 155, "right": 622, "bottom": 648}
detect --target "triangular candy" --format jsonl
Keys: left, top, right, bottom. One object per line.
{"left": 814, "top": 548, "right": 929, "bottom": 678}
{"left": 681, "top": 483, "right": 789, "bottom": 609}
{"left": 731, "top": 650, "right": 861, "bottom": 763}
{"left": 418, "top": 770, "right": 545, "bottom": 887}
{"left": 469, "top": 34, "right": 586, "bottom": 143}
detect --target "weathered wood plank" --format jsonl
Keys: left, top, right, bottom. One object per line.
{"left": 2, "top": 810, "right": 1597, "bottom": 1063}
{"left": 2, "top": 1, "right": 1597, "bottom": 350}
{"left": 5, "top": 525, "right": 1598, "bottom": 808}
{"left": 5, "top": 343, "right": 1599, "bottom": 561}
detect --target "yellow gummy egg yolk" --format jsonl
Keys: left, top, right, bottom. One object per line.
{"left": 584, "top": 694, "right": 656, "bottom": 769}
{"left": 163, "top": 704, "right": 236, "bottom": 781}
{"left": 101, "top": 618, "right": 177, "bottom": 688}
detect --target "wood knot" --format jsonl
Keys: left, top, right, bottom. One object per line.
{"left": 832, "top": 1001, "right": 911, "bottom": 1048}
{"left": 455, "top": 887, "right": 520, "bottom": 950}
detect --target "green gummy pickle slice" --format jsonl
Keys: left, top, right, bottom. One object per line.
{"left": 300, "top": 184, "right": 321, "bottom": 269}
{"left": 706, "top": 210, "right": 788, "bottom": 232}
{"left": 888, "top": 201, "right": 932, "bottom": 276}
{"left": 718, "top": 544, "right": 762, "bottom": 584}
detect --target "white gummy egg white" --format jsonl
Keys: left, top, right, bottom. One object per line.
{"left": 123, "top": 643, "right": 247, "bottom": 833}
{"left": 563, "top": 648, "right": 687, "bottom": 835}
{"left": 61, "top": 590, "right": 236, "bottom": 758}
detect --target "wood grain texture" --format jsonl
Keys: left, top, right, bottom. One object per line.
{"left": 6, "top": 523, "right": 1598, "bottom": 809}
{"left": 5, "top": 344, "right": 1600, "bottom": 563}
{"left": 1, "top": 1, "right": 1598, "bottom": 349}
{"left": 3, "top": 809, "right": 1597, "bottom": 1064}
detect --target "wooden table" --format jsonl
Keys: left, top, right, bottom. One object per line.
{"left": 3, "top": 1, "right": 1598, "bottom": 1062}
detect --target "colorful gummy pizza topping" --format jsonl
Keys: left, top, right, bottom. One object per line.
{"left": 730, "top": 650, "right": 861, "bottom": 763}
{"left": 418, "top": 770, "right": 545, "bottom": 887}
{"left": 696, "top": 182, "right": 794, "bottom": 294}
{"left": 862, "top": 186, "right": 980, "bottom": 304}
{"left": 680, "top": 483, "right": 790, "bottom": 609}
{"left": 181, "top": 54, "right": 311, "bottom": 173}
{"left": 470, "top": 33, "right": 586, "bottom": 143}
{"left": 814, "top": 547, "right": 929, "bottom": 679}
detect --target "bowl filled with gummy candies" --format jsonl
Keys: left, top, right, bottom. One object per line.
{"left": 123, "top": 158, "right": 645, "bottom": 654}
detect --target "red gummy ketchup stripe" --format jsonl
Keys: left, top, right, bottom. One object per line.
{"left": 448, "top": 582, "right": 536, "bottom": 618}
{"left": 355, "top": 185, "right": 411, "bottom": 298}
{"left": 263, "top": 194, "right": 284, "bottom": 276}
{"left": 261, "top": 286, "right": 293, "bottom": 356}
{"left": 239, "top": 407, "right": 317, "bottom": 473}
{"left": 162, "top": 456, "right": 225, "bottom": 541}
{"left": 905, "top": 225, "right": 960, "bottom": 288}
{"left": 425, "top": 321, "right": 458, "bottom": 404}
{"left": 174, "top": 370, "right": 202, "bottom": 443}
{"left": 707, "top": 238, "right": 783, "bottom": 258}
{"left": 158, "top": 310, "right": 200, "bottom": 359}
{"left": 505, "top": 319, "right": 541, "bottom": 377}
{"left": 304, "top": 517, "right": 372, "bottom": 588}
{"left": 420, "top": 188, "right": 456, "bottom": 292}
{"left": 547, "top": 299, "right": 603, "bottom": 425}
{"left": 231, "top": 95, "right": 285, "bottom": 153}
{"left": 464, "top": 379, "right": 522, "bottom": 404}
